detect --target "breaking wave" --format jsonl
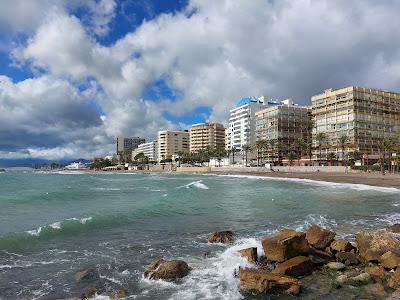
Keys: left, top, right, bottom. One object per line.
{"left": 179, "top": 180, "right": 209, "bottom": 190}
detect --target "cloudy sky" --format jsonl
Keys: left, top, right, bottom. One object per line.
{"left": 1, "top": 0, "right": 400, "bottom": 162}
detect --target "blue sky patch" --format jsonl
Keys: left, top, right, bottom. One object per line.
{"left": 163, "top": 106, "right": 212, "bottom": 125}
{"left": 142, "top": 79, "right": 181, "bottom": 101}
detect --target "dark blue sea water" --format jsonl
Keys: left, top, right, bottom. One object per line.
{"left": 0, "top": 171, "right": 399, "bottom": 299}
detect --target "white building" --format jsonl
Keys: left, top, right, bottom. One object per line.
{"left": 132, "top": 140, "right": 158, "bottom": 162}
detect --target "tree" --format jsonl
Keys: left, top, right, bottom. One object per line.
{"left": 288, "top": 152, "right": 295, "bottom": 166}
{"left": 295, "top": 138, "right": 306, "bottom": 165}
{"left": 242, "top": 144, "right": 252, "bottom": 166}
{"left": 90, "top": 158, "right": 111, "bottom": 170}
{"left": 377, "top": 137, "right": 395, "bottom": 175}
{"left": 315, "top": 133, "right": 326, "bottom": 165}
{"left": 268, "top": 139, "right": 276, "bottom": 163}
{"left": 230, "top": 146, "right": 239, "bottom": 165}
{"left": 327, "top": 152, "right": 336, "bottom": 166}
{"left": 214, "top": 146, "right": 227, "bottom": 167}
{"left": 255, "top": 139, "right": 267, "bottom": 166}
{"left": 338, "top": 134, "right": 349, "bottom": 167}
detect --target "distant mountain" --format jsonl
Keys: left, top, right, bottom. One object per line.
{"left": 0, "top": 158, "right": 92, "bottom": 168}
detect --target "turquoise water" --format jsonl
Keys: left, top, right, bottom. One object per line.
{"left": 0, "top": 171, "right": 399, "bottom": 299}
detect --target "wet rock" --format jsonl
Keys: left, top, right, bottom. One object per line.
{"left": 389, "top": 269, "right": 400, "bottom": 289}
{"left": 387, "top": 224, "right": 400, "bottom": 233}
{"left": 350, "top": 273, "right": 372, "bottom": 286}
{"left": 336, "top": 252, "right": 359, "bottom": 266}
{"left": 305, "top": 225, "right": 336, "bottom": 250}
{"left": 272, "top": 256, "right": 315, "bottom": 278}
{"left": 326, "top": 262, "right": 345, "bottom": 270}
{"left": 257, "top": 256, "right": 276, "bottom": 271}
{"left": 74, "top": 269, "right": 99, "bottom": 283}
{"left": 238, "top": 247, "right": 258, "bottom": 263}
{"left": 330, "top": 239, "right": 355, "bottom": 253}
{"left": 82, "top": 287, "right": 96, "bottom": 299}
{"left": 356, "top": 229, "right": 400, "bottom": 262}
{"left": 366, "top": 283, "right": 387, "bottom": 297}
{"left": 365, "top": 265, "right": 386, "bottom": 279}
{"left": 207, "top": 231, "right": 235, "bottom": 243}
{"left": 309, "top": 255, "right": 327, "bottom": 267}
{"left": 380, "top": 251, "right": 400, "bottom": 269}
{"left": 262, "top": 229, "right": 309, "bottom": 262}
{"left": 144, "top": 258, "right": 189, "bottom": 281}
{"left": 309, "top": 247, "right": 334, "bottom": 263}
{"left": 102, "top": 289, "right": 127, "bottom": 299}
{"left": 239, "top": 267, "right": 300, "bottom": 295}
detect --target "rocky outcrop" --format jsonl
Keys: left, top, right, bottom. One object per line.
{"left": 330, "top": 239, "right": 355, "bottom": 253}
{"left": 74, "top": 269, "right": 99, "bottom": 283}
{"left": 144, "top": 258, "right": 190, "bottom": 281}
{"left": 262, "top": 229, "right": 309, "bottom": 262}
{"left": 336, "top": 252, "right": 359, "bottom": 266}
{"left": 272, "top": 256, "right": 315, "bottom": 277}
{"left": 238, "top": 247, "right": 257, "bottom": 263}
{"left": 356, "top": 230, "right": 400, "bottom": 262}
{"left": 102, "top": 289, "right": 127, "bottom": 299}
{"left": 380, "top": 251, "right": 400, "bottom": 269}
{"left": 305, "top": 224, "right": 336, "bottom": 250}
{"left": 365, "top": 265, "right": 386, "bottom": 279}
{"left": 208, "top": 231, "right": 235, "bottom": 243}
{"left": 239, "top": 268, "right": 300, "bottom": 295}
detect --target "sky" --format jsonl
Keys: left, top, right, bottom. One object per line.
{"left": 1, "top": 0, "right": 400, "bottom": 162}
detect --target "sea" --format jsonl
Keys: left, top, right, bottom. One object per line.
{"left": 0, "top": 170, "right": 399, "bottom": 300}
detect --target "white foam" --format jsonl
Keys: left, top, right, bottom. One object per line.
{"left": 49, "top": 222, "right": 61, "bottom": 229}
{"left": 181, "top": 180, "right": 209, "bottom": 190}
{"left": 26, "top": 226, "right": 42, "bottom": 236}
{"left": 214, "top": 174, "right": 400, "bottom": 193}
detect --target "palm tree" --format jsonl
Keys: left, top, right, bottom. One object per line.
{"left": 231, "top": 146, "right": 239, "bottom": 165}
{"left": 315, "top": 133, "right": 326, "bottom": 165}
{"left": 242, "top": 144, "right": 252, "bottom": 166}
{"left": 288, "top": 152, "right": 295, "bottom": 166}
{"left": 268, "top": 139, "right": 276, "bottom": 163}
{"left": 295, "top": 138, "right": 306, "bottom": 165}
{"left": 327, "top": 152, "right": 336, "bottom": 166}
{"left": 255, "top": 139, "right": 267, "bottom": 166}
{"left": 338, "top": 135, "right": 349, "bottom": 166}
{"left": 378, "top": 137, "right": 395, "bottom": 175}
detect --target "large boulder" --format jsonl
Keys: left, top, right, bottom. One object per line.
{"left": 262, "top": 229, "right": 309, "bottom": 262}
{"left": 305, "top": 225, "right": 336, "bottom": 250}
{"left": 272, "top": 256, "right": 315, "bottom": 278}
{"left": 330, "top": 239, "right": 355, "bottom": 253}
{"left": 239, "top": 268, "right": 300, "bottom": 295}
{"left": 380, "top": 251, "right": 400, "bottom": 270}
{"left": 365, "top": 265, "right": 386, "bottom": 279}
{"left": 335, "top": 252, "right": 359, "bottom": 266}
{"left": 208, "top": 231, "right": 235, "bottom": 243}
{"left": 238, "top": 247, "right": 258, "bottom": 263}
{"left": 356, "top": 230, "right": 400, "bottom": 262}
{"left": 74, "top": 269, "right": 99, "bottom": 283}
{"left": 144, "top": 258, "right": 190, "bottom": 281}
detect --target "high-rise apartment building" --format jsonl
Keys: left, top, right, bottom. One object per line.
{"left": 312, "top": 86, "right": 400, "bottom": 159}
{"left": 132, "top": 140, "right": 158, "bottom": 162}
{"left": 116, "top": 137, "right": 145, "bottom": 154}
{"left": 255, "top": 100, "right": 312, "bottom": 160}
{"left": 227, "top": 97, "right": 266, "bottom": 150}
{"left": 157, "top": 130, "right": 189, "bottom": 161}
{"left": 189, "top": 123, "right": 225, "bottom": 152}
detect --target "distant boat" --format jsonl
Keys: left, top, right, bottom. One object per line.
{"left": 64, "top": 162, "right": 87, "bottom": 170}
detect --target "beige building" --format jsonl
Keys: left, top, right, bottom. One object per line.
{"left": 189, "top": 123, "right": 225, "bottom": 152}
{"left": 312, "top": 86, "right": 400, "bottom": 160}
{"left": 256, "top": 102, "right": 312, "bottom": 161}
{"left": 157, "top": 130, "right": 189, "bottom": 161}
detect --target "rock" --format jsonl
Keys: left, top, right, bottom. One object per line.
{"left": 330, "top": 239, "right": 355, "bottom": 253}
{"left": 309, "top": 247, "right": 334, "bottom": 263}
{"left": 144, "top": 258, "right": 189, "bottom": 281}
{"left": 74, "top": 269, "right": 99, "bottom": 283}
{"left": 272, "top": 256, "right": 315, "bottom": 278}
{"left": 336, "top": 252, "right": 359, "bottom": 266}
{"left": 380, "top": 251, "right": 400, "bottom": 269}
{"left": 350, "top": 273, "right": 372, "bottom": 286}
{"left": 82, "top": 287, "right": 96, "bottom": 299}
{"left": 366, "top": 283, "right": 387, "bottom": 297}
{"left": 309, "top": 255, "right": 327, "bottom": 267}
{"left": 305, "top": 224, "right": 336, "bottom": 250}
{"left": 257, "top": 256, "right": 276, "bottom": 271}
{"left": 102, "top": 289, "right": 127, "bottom": 299}
{"left": 356, "top": 229, "right": 400, "bottom": 262}
{"left": 387, "top": 224, "right": 400, "bottom": 233}
{"left": 238, "top": 247, "right": 257, "bottom": 263}
{"left": 365, "top": 265, "right": 385, "bottom": 279}
{"left": 207, "top": 231, "right": 235, "bottom": 243}
{"left": 262, "top": 229, "right": 309, "bottom": 262}
{"left": 326, "top": 262, "right": 345, "bottom": 270}
{"left": 336, "top": 274, "right": 348, "bottom": 284}
{"left": 389, "top": 269, "right": 400, "bottom": 289}
{"left": 388, "top": 290, "right": 400, "bottom": 300}
{"left": 239, "top": 268, "right": 300, "bottom": 295}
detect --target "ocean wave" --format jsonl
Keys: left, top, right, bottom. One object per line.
{"left": 214, "top": 174, "right": 400, "bottom": 193}
{"left": 178, "top": 180, "right": 209, "bottom": 190}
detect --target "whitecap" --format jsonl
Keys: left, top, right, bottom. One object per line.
{"left": 49, "top": 222, "right": 61, "bottom": 229}
{"left": 26, "top": 226, "right": 42, "bottom": 236}
{"left": 179, "top": 180, "right": 209, "bottom": 190}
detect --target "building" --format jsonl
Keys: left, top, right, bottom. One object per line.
{"left": 189, "top": 123, "right": 225, "bottom": 152}
{"left": 312, "top": 86, "right": 400, "bottom": 160}
{"left": 225, "top": 128, "right": 231, "bottom": 150}
{"left": 132, "top": 140, "right": 158, "bottom": 162}
{"left": 227, "top": 96, "right": 266, "bottom": 151}
{"left": 255, "top": 100, "right": 312, "bottom": 162}
{"left": 157, "top": 130, "right": 189, "bottom": 161}
{"left": 116, "top": 137, "right": 145, "bottom": 154}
